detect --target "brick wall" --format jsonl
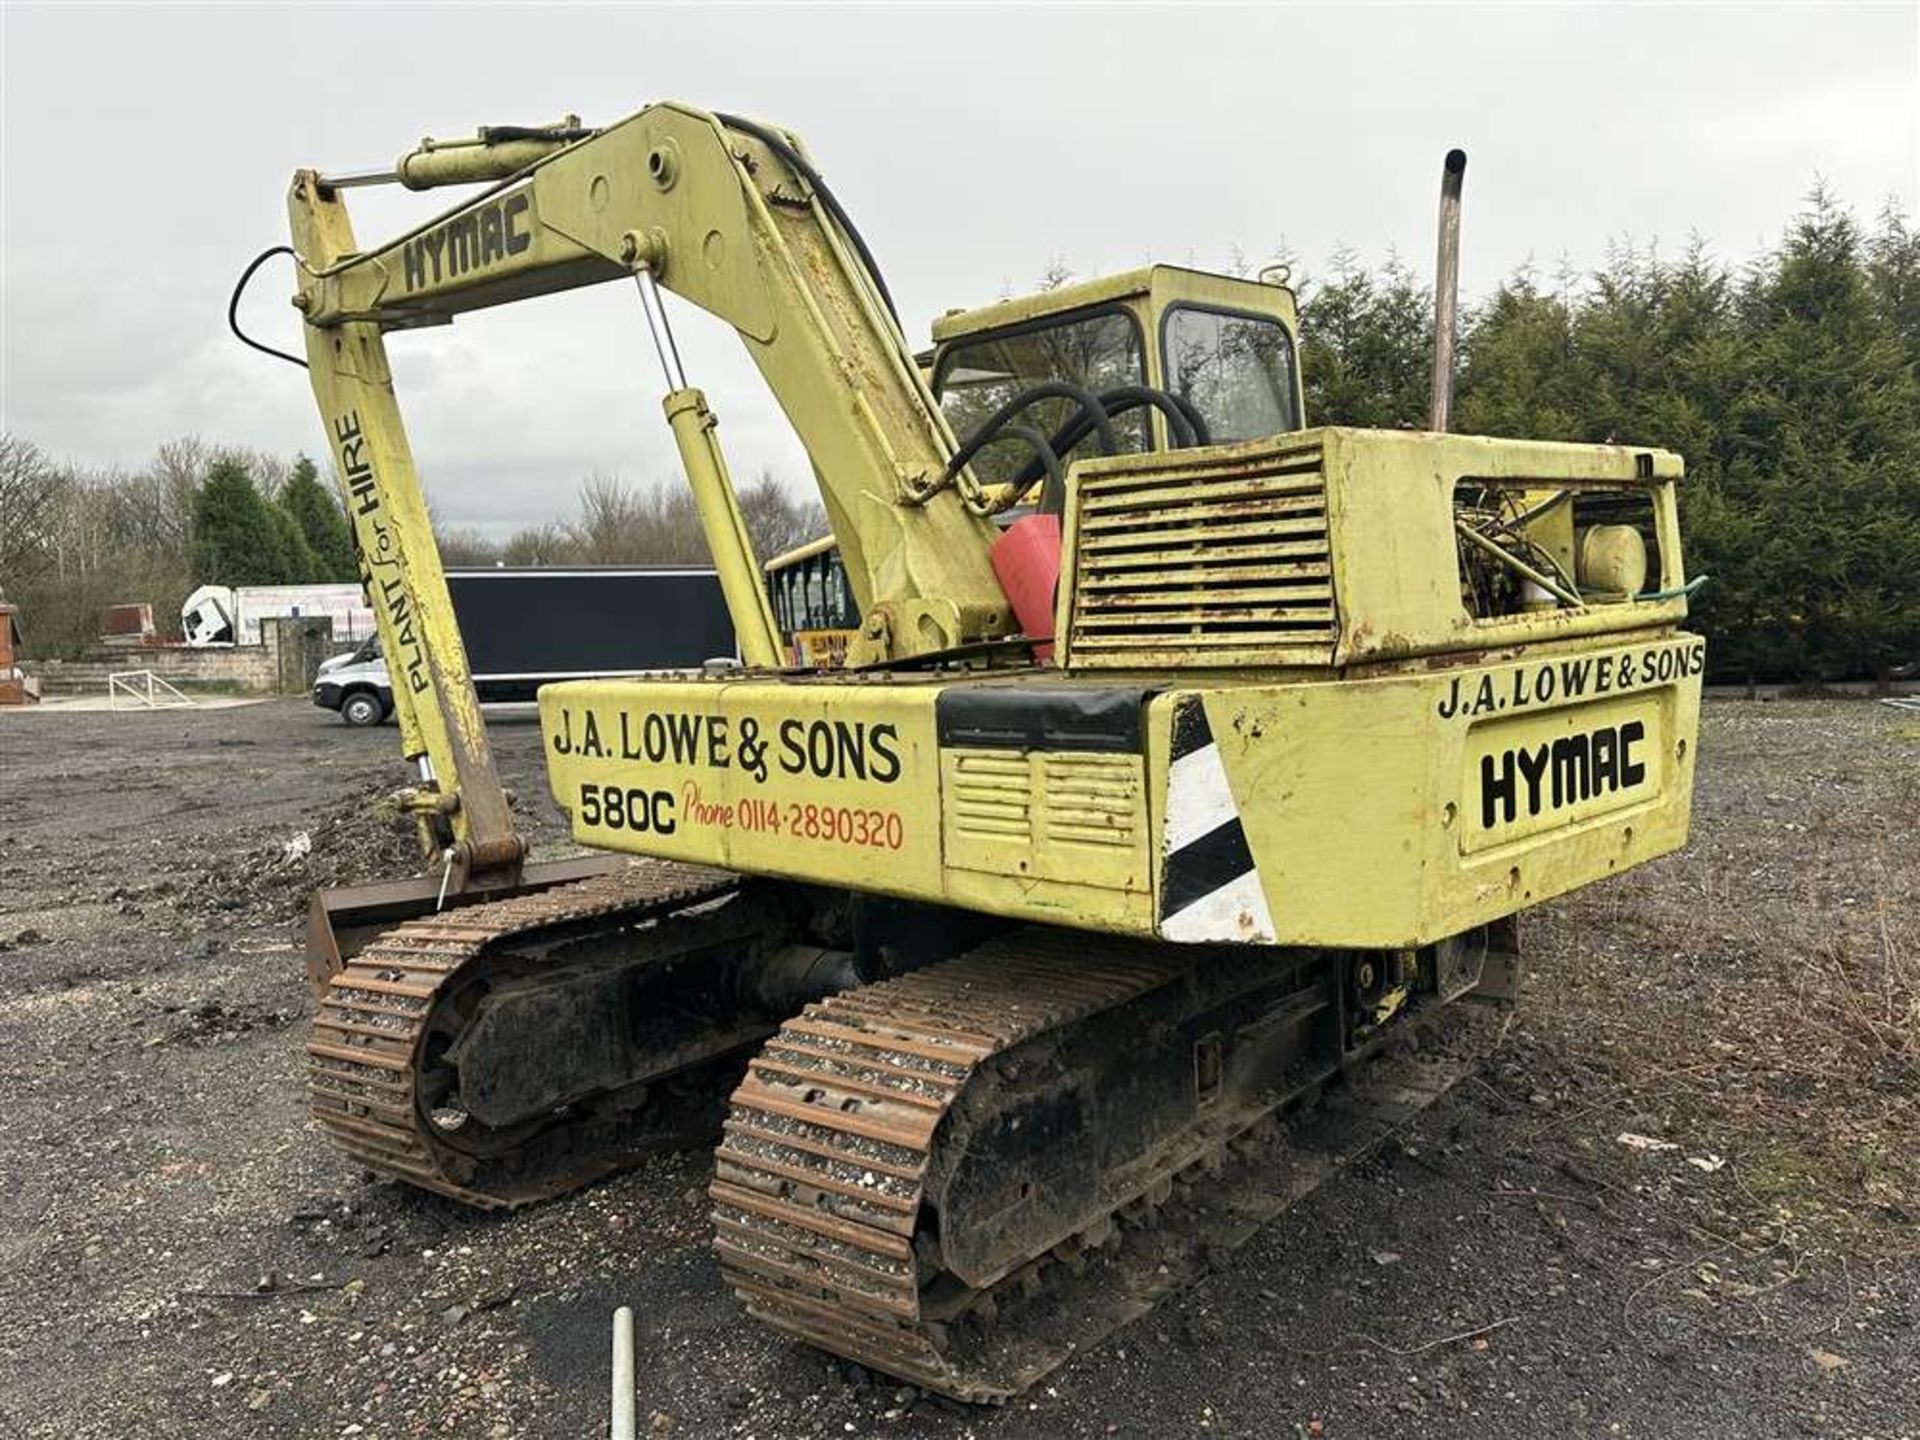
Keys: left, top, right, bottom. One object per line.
{"left": 28, "top": 618, "right": 346, "bottom": 697}
{"left": 28, "top": 646, "right": 276, "bottom": 695}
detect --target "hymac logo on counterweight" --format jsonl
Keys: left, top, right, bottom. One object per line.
{"left": 1480, "top": 721, "right": 1647, "bottom": 829}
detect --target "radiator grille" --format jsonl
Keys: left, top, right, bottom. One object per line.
{"left": 1065, "top": 439, "right": 1337, "bottom": 666}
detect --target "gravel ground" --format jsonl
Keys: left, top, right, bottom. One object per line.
{"left": 0, "top": 698, "right": 1913, "bottom": 1440}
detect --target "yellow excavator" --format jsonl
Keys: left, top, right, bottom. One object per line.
{"left": 252, "top": 105, "right": 1704, "bottom": 1400}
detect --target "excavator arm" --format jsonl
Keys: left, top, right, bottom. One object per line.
{"left": 289, "top": 104, "right": 1024, "bottom": 938}
{"left": 289, "top": 100, "right": 1052, "bottom": 998}
{"left": 291, "top": 102, "right": 1015, "bottom": 665}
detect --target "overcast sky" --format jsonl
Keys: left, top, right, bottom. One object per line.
{"left": 3, "top": 3, "right": 1914, "bottom": 536}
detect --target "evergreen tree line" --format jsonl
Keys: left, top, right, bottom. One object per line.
{"left": 194, "top": 453, "right": 357, "bottom": 587}
{"left": 3, "top": 187, "right": 1912, "bottom": 677}
{"left": 1286, "top": 186, "right": 1920, "bottom": 685}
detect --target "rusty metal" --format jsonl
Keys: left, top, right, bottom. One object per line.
{"left": 712, "top": 927, "right": 1515, "bottom": 1400}
{"left": 1061, "top": 436, "right": 1336, "bottom": 669}
{"left": 0, "top": 601, "right": 33, "bottom": 705}
{"left": 307, "top": 860, "right": 742, "bottom": 1208}
{"left": 305, "top": 854, "right": 627, "bottom": 996}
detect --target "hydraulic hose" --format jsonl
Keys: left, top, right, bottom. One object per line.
{"left": 1006, "top": 385, "right": 1213, "bottom": 495}
{"left": 715, "top": 111, "right": 900, "bottom": 327}
{"left": 1085, "top": 385, "right": 1207, "bottom": 447}
{"left": 228, "top": 246, "right": 309, "bottom": 370}
{"left": 1164, "top": 391, "right": 1211, "bottom": 447}
{"left": 942, "top": 381, "right": 1118, "bottom": 485}
{"left": 988, "top": 424, "right": 1068, "bottom": 516}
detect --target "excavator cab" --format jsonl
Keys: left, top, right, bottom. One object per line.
{"left": 759, "top": 266, "right": 1307, "bottom": 667}
{"left": 924, "top": 265, "right": 1305, "bottom": 492}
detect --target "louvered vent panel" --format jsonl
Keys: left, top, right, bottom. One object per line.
{"left": 947, "top": 751, "right": 1032, "bottom": 844}
{"left": 1066, "top": 440, "right": 1338, "bottom": 666}
{"left": 1040, "top": 754, "right": 1137, "bottom": 851}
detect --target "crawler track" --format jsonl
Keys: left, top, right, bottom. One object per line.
{"left": 308, "top": 860, "right": 740, "bottom": 1208}
{"left": 713, "top": 930, "right": 1508, "bottom": 1401}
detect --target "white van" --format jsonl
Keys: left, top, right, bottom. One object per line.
{"left": 312, "top": 636, "right": 390, "bottom": 726}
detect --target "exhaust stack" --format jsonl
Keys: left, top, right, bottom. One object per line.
{"left": 1429, "top": 148, "right": 1467, "bottom": 433}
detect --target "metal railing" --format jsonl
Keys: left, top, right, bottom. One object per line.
{"left": 108, "top": 671, "right": 197, "bottom": 710}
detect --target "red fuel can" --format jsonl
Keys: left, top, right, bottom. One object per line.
{"left": 990, "top": 513, "right": 1062, "bottom": 663}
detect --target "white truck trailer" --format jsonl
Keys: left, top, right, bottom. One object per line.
{"left": 181, "top": 583, "right": 376, "bottom": 647}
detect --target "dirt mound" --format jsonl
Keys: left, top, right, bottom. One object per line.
{"left": 184, "top": 785, "right": 424, "bottom": 922}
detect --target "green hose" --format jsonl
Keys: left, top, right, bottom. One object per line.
{"left": 1636, "top": 575, "right": 1709, "bottom": 602}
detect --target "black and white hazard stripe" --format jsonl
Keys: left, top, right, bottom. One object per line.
{"left": 1160, "top": 700, "right": 1275, "bottom": 943}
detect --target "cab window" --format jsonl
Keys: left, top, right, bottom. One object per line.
{"left": 769, "top": 547, "right": 855, "bottom": 633}
{"left": 934, "top": 310, "right": 1150, "bottom": 486}
{"left": 1162, "top": 305, "right": 1300, "bottom": 442}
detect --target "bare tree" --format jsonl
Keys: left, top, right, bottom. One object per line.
{"left": 437, "top": 526, "right": 504, "bottom": 566}
{"left": 223, "top": 444, "right": 291, "bottom": 500}
{"left": 500, "top": 524, "right": 571, "bottom": 567}
{"left": 3, "top": 434, "right": 236, "bottom": 654}
{"left": 150, "top": 437, "right": 208, "bottom": 551}
{"left": 437, "top": 469, "right": 827, "bottom": 572}
{"left": 0, "top": 434, "right": 69, "bottom": 586}
{"left": 567, "top": 473, "right": 708, "bottom": 564}
{"left": 739, "top": 468, "right": 826, "bottom": 561}
{"left": 1036, "top": 257, "right": 1075, "bottom": 292}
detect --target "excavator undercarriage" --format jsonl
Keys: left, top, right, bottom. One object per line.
{"left": 258, "top": 102, "right": 1702, "bottom": 1401}
{"left": 311, "top": 847, "right": 1517, "bottom": 1396}
{"left": 715, "top": 923, "right": 1517, "bottom": 1400}
{"left": 309, "top": 860, "right": 744, "bottom": 1206}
